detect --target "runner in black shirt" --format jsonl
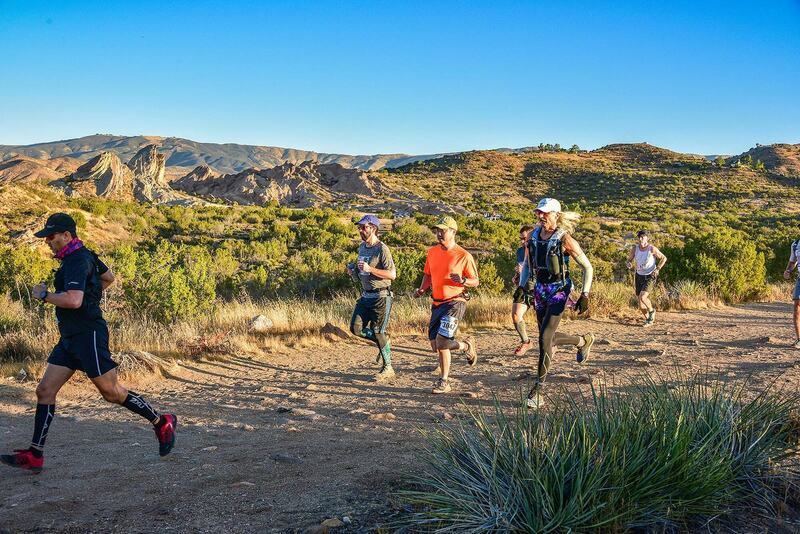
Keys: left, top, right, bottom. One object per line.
{"left": 1, "top": 213, "right": 177, "bottom": 473}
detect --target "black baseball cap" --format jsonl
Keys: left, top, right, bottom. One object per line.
{"left": 34, "top": 213, "right": 77, "bottom": 238}
{"left": 637, "top": 229, "right": 650, "bottom": 237}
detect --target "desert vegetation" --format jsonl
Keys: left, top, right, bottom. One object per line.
{"left": 1, "top": 144, "right": 796, "bottom": 371}
{"left": 2, "top": 141, "right": 800, "bottom": 532}
{"left": 398, "top": 373, "right": 800, "bottom": 532}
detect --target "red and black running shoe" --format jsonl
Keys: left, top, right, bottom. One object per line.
{"left": 154, "top": 414, "right": 178, "bottom": 457}
{"left": 1, "top": 449, "right": 44, "bottom": 473}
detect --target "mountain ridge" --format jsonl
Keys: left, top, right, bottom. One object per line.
{"left": 0, "top": 134, "right": 445, "bottom": 174}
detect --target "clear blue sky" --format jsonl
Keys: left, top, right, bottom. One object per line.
{"left": 1, "top": 0, "right": 798, "bottom": 155}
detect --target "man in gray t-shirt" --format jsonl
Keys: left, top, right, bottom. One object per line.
{"left": 355, "top": 240, "right": 394, "bottom": 292}
{"left": 347, "top": 214, "right": 397, "bottom": 380}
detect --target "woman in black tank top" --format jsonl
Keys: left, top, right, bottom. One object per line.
{"left": 524, "top": 198, "right": 596, "bottom": 410}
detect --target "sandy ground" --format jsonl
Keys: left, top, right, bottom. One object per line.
{"left": 2, "top": 302, "right": 800, "bottom": 533}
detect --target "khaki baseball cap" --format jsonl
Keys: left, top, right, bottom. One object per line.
{"left": 433, "top": 215, "right": 458, "bottom": 231}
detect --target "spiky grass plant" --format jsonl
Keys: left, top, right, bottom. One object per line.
{"left": 398, "top": 373, "right": 800, "bottom": 532}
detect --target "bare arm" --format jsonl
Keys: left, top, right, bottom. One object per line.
{"left": 361, "top": 265, "right": 396, "bottom": 280}
{"left": 414, "top": 274, "right": 432, "bottom": 297}
{"left": 451, "top": 273, "right": 479, "bottom": 288}
{"left": 651, "top": 246, "right": 667, "bottom": 272}
{"left": 44, "top": 290, "right": 84, "bottom": 309}
{"left": 627, "top": 246, "right": 636, "bottom": 269}
{"left": 785, "top": 245, "right": 798, "bottom": 280}
{"left": 100, "top": 269, "right": 115, "bottom": 290}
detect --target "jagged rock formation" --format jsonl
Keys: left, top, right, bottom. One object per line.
{"left": 127, "top": 144, "right": 182, "bottom": 202}
{"left": 52, "top": 151, "right": 134, "bottom": 198}
{"left": 0, "top": 156, "right": 81, "bottom": 184}
{"left": 172, "top": 161, "right": 381, "bottom": 207}
{"left": 45, "top": 145, "right": 196, "bottom": 205}
{"left": 171, "top": 165, "right": 218, "bottom": 189}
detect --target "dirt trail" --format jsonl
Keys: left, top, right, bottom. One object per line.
{"left": 2, "top": 302, "right": 800, "bottom": 533}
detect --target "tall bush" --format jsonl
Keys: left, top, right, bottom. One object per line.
{"left": 110, "top": 240, "right": 216, "bottom": 323}
{"left": 667, "top": 228, "right": 766, "bottom": 302}
{"left": 0, "top": 245, "right": 55, "bottom": 302}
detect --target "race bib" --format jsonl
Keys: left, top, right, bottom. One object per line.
{"left": 438, "top": 315, "right": 459, "bottom": 338}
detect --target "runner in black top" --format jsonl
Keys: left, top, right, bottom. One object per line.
{"left": 1, "top": 213, "right": 178, "bottom": 473}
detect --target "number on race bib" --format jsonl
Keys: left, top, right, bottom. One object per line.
{"left": 438, "top": 315, "right": 459, "bottom": 338}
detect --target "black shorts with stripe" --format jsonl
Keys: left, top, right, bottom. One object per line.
{"left": 47, "top": 325, "right": 118, "bottom": 378}
{"left": 635, "top": 272, "right": 657, "bottom": 296}
{"left": 351, "top": 294, "right": 393, "bottom": 335}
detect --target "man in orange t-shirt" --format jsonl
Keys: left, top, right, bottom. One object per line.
{"left": 414, "top": 215, "right": 479, "bottom": 394}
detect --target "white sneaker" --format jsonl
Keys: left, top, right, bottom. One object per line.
{"left": 526, "top": 387, "right": 544, "bottom": 409}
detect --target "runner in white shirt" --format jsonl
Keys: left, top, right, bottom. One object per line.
{"left": 626, "top": 230, "right": 667, "bottom": 327}
{"left": 782, "top": 240, "right": 800, "bottom": 348}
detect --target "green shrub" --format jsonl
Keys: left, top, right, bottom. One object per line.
{"left": 667, "top": 228, "right": 766, "bottom": 302}
{"left": 110, "top": 240, "right": 216, "bottom": 323}
{"left": 474, "top": 259, "right": 504, "bottom": 294}
{"left": 70, "top": 210, "right": 87, "bottom": 231}
{"left": 385, "top": 219, "right": 434, "bottom": 247}
{"left": 392, "top": 248, "right": 427, "bottom": 293}
{"left": 0, "top": 245, "right": 55, "bottom": 301}
{"left": 280, "top": 246, "right": 351, "bottom": 297}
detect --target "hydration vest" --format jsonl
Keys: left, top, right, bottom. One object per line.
{"left": 526, "top": 227, "right": 569, "bottom": 285}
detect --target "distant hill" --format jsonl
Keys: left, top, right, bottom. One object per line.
{"left": 730, "top": 144, "right": 800, "bottom": 178}
{"left": 0, "top": 134, "right": 444, "bottom": 174}
{"left": 1, "top": 135, "right": 798, "bottom": 218}
{"left": 380, "top": 142, "right": 800, "bottom": 216}
{"left": 0, "top": 155, "right": 81, "bottom": 184}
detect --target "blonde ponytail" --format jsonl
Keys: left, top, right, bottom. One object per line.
{"left": 556, "top": 211, "right": 581, "bottom": 233}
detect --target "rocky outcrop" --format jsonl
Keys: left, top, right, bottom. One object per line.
{"left": 172, "top": 161, "right": 381, "bottom": 207}
{"left": 53, "top": 151, "right": 134, "bottom": 198}
{"left": 46, "top": 145, "right": 196, "bottom": 205}
{"left": 171, "top": 165, "right": 218, "bottom": 189}
{"left": 314, "top": 162, "right": 377, "bottom": 196}
{"left": 127, "top": 144, "right": 182, "bottom": 203}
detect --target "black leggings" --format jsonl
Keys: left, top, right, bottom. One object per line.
{"left": 535, "top": 306, "right": 581, "bottom": 384}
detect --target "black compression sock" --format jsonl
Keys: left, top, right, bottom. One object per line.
{"left": 123, "top": 392, "right": 160, "bottom": 424}
{"left": 30, "top": 403, "right": 55, "bottom": 451}
{"left": 28, "top": 447, "right": 44, "bottom": 458}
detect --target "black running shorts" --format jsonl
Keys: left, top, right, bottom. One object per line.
{"left": 351, "top": 294, "right": 393, "bottom": 335}
{"left": 428, "top": 300, "right": 467, "bottom": 340}
{"left": 635, "top": 273, "right": 657, "bottom": 296}
{"left": 47, "top": 326, "right": 118, "bottom": 378}
{"left": 512, "top": 286, "right": 534, "bottom": 307}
